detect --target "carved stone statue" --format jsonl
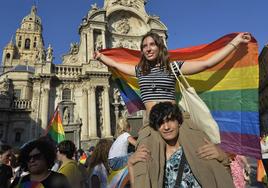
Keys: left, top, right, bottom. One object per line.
{"left": 91, "top": 3, "right": 98, "bottom": 10}
{"left": 0, "top": 77, "right": 10, "bottom": 95}
{"left": 95, "top": 36, "right": 103, "bottom": 50}
{"left": 69, "top": 43, "right": 79, "bottom": 55}
{"left": 113, "top": 88, "right": 121, "bottom": 103}
{"left": 63, "top": 107, "right": 70, "bottom": 124}
{"left": 46, "top": 44, "right": 53, "bottom": 62}
{"left": 36, "top": 49, "right": 45, "bottom": 64}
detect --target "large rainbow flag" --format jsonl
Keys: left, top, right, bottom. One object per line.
{"left": 46, "top": 107, "right": 65, "bottom": 144}
{"left": 101, "top": 33, "right": 260, "bottom": 158}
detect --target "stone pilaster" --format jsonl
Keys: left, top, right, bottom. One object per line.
{"left": 41, "top": 88, "right": 49, "bottom": 134}
{"left": 101, "top": 30, "right": 106, "bottom": 48}
{"left": 89, "top": 28, "right": 94, "bottom": 59}
{"left": 81, "top": 88, "right": 89, "bottom": 140}
{"left": 88, "top": 86, "right": 97, "bottom": 138}
{"left": 103, "top": 86, "right": 112, "bottom": 137}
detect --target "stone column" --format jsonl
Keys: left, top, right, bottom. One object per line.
{"left": 103, "top": 86, "right": 112, "bottom": 137}
{"left": 81, "top": 88, "right": 88, "bottom": 140}
{"left": 89, "top": 28, "right": 94, "bottom": 59}
{"left": 41, "top": 88, "right": 49, "bottom": 134}
{"left": 88, "top": 86, "right": 97, "bottom": 138}
{"left": 101, "top": 30, "right": 106, "bottom": 48}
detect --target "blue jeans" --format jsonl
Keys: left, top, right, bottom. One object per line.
{"left": 109, "top": 155, "right": 130, "bottom": 171}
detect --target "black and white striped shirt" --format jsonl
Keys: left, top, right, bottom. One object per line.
{"left": 135, "top": 61, "right": 184, "bottom": 103}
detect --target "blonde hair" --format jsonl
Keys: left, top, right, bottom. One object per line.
{"left": 115, "top": 117, "right": 130, "bottom": 137}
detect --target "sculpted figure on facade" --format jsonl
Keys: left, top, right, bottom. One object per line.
{"left": 46, "top": 44, "right": 53, "bottom": 62}
{"left": 111, "top": 0, "right": 139, "bottom": 9}
{"left": 95, "top": 35, "right": 103, "bottom": 50}
{"left": 88, "top": 3, "right": 99, "bottom": 15}
{"left": 91, "top": 3, "right": 99, "bottom": 11}
{"left": 0, "top": 77, "right": 10, "bottom": 95}
{"left": 113, "top": 38, "right": 138, "bottom": 49}
{"left": 115, "top": 17, "right": 130, "bottom": 34}
{"left": 63, "top": 106, "right": 70, "bottom": 124}
{"left": 113, "top": 88, "right": 121, "bottom": 103}
{"left": 69, "top": 42, "right": 79, "bottom": 55}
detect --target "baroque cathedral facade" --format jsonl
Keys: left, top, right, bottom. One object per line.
{"left": 0, "top": 0, "right": 167, "bottom": 148}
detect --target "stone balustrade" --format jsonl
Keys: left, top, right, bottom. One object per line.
{"left": 55, "top": 65, "right": 82, "bottom": 77}
{"left": 13, "top": 99, "right": 32, "bottom": 110}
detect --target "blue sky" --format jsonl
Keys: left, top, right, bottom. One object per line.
{"left": 0, "top": 0, "right": 267, "bottom": 64}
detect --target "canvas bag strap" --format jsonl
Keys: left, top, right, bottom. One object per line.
{"left": 171, "top": 61, "right": 191, "bottom": 89}
{"left": 174, "top": 152, "right": 186, "bottom": 188}
{"left": 171, "top": 62, "right": 186, "bottom": 95}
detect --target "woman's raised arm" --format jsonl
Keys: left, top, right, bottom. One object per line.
{"left": 94, "top": 51, "right": 136, "bottom": 76}
{"left": 180, "top": 32, "right": 252, "bottom": 75}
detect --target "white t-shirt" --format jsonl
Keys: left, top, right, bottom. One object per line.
{"left": 261, "top": 140, "right": 268, "bottom": 159}
{"left": 108, "top": 132, "right": 131, "bottom": 159}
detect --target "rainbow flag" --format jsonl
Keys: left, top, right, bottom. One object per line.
{"left": 79, "top": 152, "right": 87, "bottom": 165}
{"left": 101, "top": 33, "right": 260, "bottom": 158}
{"left": 108, "top": 166, "right": 129, "bottom": 188}
{"left": 46, "top": 107, "right": 65, "bottom": 144}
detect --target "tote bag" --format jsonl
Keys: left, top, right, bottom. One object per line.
{"left": 171, "top": 62, "right": 221, "bottom": 144}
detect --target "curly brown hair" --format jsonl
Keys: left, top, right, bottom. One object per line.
{"left": 88, "top": 139, "right": 113, "bottom": 174}
{"left": 138, "top": 32, "right": 170, "bottom": 75}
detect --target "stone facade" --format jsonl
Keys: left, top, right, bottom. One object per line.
{"left": 259, "top": 45, "right": 268, "bottom": 134}
{"left": 0, "top": 0, "right": 167, "bottom": 149}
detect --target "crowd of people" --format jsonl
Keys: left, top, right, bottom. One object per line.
{"left": 0, "top": 103, "right": 262, "bottom": 188}
{"left": 1, "top": 31, "right": 267, "bottom": 188}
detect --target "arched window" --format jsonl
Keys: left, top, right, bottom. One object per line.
{"left": 24, "top": 38, "right": 31, "bottom": 49}
{"left": 6, "top": 53, "right": 11, "bottom": 59}
{"left": 15, "top": 132, "right": 21, "bottom": 142}
{"left": 18, "top": 41, "right": 21, "bottom": 48}
{"left": 62, "top": 88, "right": 71, "bottom": 101}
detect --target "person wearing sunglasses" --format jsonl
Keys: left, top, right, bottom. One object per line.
{"left": 10, "top": 139, "right": 71, "bottom": 188}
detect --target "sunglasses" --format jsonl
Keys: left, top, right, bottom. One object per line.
{"left": 26, "top": 153, "right": 43, "bottom": 162}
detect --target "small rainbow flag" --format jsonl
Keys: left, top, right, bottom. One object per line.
{"left": 79, "top": 152, "right": 87, "bottom": 165}
{"left": 100, "top": 33, "right": 260, "bottom": 158}
{"left": 46, "top": 107, "right": 65, "bottom": 144}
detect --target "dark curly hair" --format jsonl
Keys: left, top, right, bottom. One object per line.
{"left": 149, "top": 102, "right": 183, "bottom": 130}
{"left": 58, "top": 140, "right": 76, "bottom": 159}
{"left": 138, "top": 32, "right": 170, "bottom": 75}
{"left": 19, "top": 139, "right": 56, "bottom": 171}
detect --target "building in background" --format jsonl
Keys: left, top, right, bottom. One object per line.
{"left": 0, "top": 0, "right": 167, "bottom": 149}
{"left": 259, "top": 44, "right": 268, "bottom": 135}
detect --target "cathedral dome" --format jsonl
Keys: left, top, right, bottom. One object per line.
{"left": 21, "top": 6, "right": 42, "bottom": 31}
